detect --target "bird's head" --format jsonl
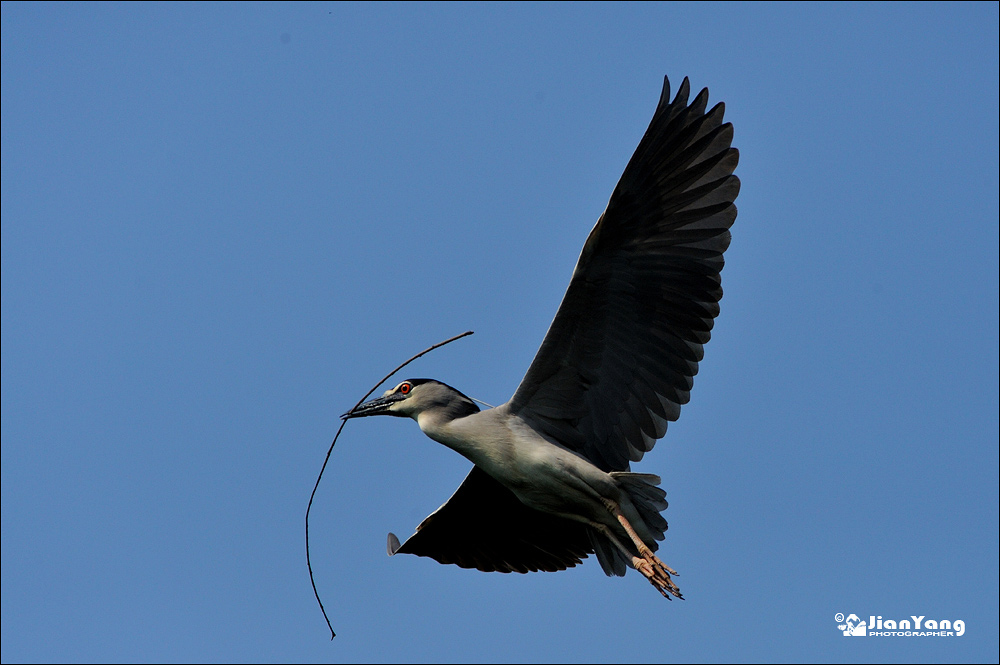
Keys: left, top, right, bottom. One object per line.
{"left": 342, "top": 379, "right": 479, "bottom": 422}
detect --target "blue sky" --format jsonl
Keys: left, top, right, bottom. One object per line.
{"left": 2, "top": 3, "right": 997, "bottom": 663}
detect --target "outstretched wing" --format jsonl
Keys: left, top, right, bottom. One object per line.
{"left": 507, "top": 76, "right": 739, "bottom": 471}
{"left": 389, "top": 466, "right": 592, "bottom": 573}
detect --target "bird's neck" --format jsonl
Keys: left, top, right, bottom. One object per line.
{"left": 416, "top": 408, "right": 512, "bottom": 472}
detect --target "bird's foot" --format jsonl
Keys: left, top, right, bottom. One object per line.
{"left": 601, "top": 499, "right": 683, "bottom": 599}
{"left": 632, "top": 553, "right": 683, "bottom": 600}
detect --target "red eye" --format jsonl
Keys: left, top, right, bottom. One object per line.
{"left": 399, "top": 382, "right": 411, "bottom": 394}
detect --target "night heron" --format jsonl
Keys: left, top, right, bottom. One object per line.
{"left": 344, "top": 76, "right": 738, "bottom": 598}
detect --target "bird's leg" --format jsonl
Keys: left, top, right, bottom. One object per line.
{"left": 591, "top": 524, "right": 657, "bottom": 582}
{"left": 601, "top": 499, "right": 683, "bottom": 599}
{"left": 592, "top": 523, "right": 679, "bottom": 599}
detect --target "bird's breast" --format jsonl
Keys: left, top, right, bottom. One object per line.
{"left": 429, "top": 409, "right": 618, "bottom": 522}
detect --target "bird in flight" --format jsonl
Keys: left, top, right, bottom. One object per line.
{"left": 344, "top": 76, "right": 739, "bottom": 598}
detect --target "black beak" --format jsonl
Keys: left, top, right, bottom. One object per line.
{"left": 341, "top": 392, "right": 408, "bottom": 420}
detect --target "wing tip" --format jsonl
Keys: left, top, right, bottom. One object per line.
{"left": 675, "top": 76, "right": 691, "bottom": 106}
{"left": 659, "top": 75, "right": 672, "bottom": 108}
{"left": 659, "top": 75, "right": 715, "bottom": 122}
{"left": 658, "top": 75, "right": 692, "bottom": 106}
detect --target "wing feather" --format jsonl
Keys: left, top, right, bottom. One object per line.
{"left": 390, "top": 466, "right": 592, "bottom": 573}
{"left": 507, "top": 76, "right": 739, "bottom": 471}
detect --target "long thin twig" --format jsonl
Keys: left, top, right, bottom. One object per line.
{"left": 305, "top": 330, "right": 474, "bottom": 639}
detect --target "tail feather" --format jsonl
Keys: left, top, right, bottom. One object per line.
{"left": 611, "top": 472, "right": 669, "bottom": 542}
{"left": 587, "top": 527, "right": 628, "bottom": 576}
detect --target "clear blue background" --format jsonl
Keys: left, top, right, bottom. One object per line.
{"left": 3, "top": 3, "right": 998, "bottom": 663}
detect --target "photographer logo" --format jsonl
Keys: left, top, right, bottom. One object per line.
{"left": 835, "top": 613, "right": 965, "bottom": 637}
